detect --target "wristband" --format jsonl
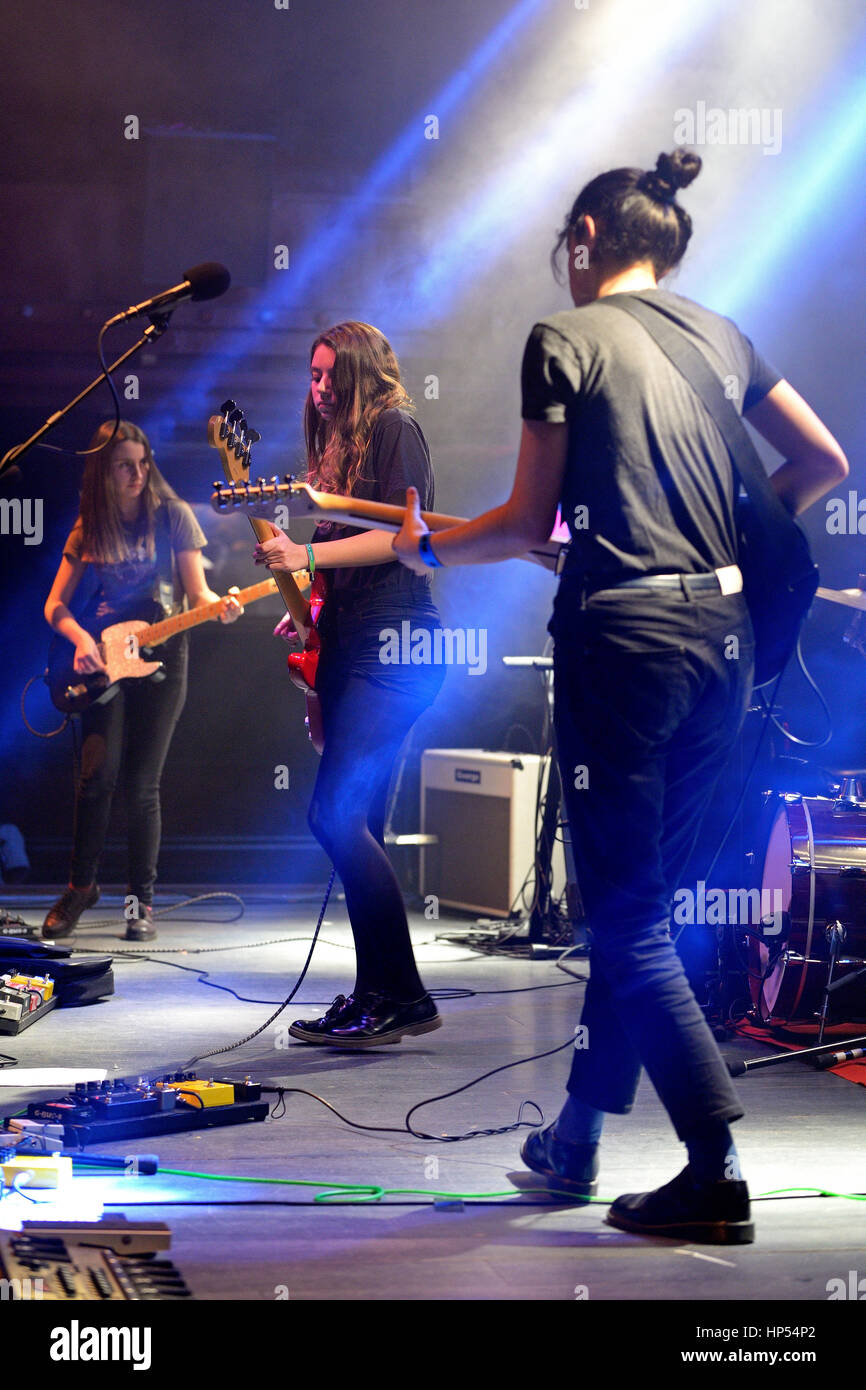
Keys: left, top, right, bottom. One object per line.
{"left": 418, "top": 532, "right": 443, "bottom": 568}
{"left": 305, "top": 543, "right": 316, "bottom": 576}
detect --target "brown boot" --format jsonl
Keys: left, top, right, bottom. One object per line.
{"left": 42, "top": 883, "right": 100, "bottom": 939}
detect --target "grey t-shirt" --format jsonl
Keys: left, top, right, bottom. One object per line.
{"left": 520, "top": 288, "right": 781, "bottom": 581}
{"left": 64, "top": 497, "right": 206, "bottom": 630}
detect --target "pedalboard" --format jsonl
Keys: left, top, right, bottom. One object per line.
{"left": 0, "top": 1229, "right": 192, "bottom": 1300}
{"left": 22, "top": 1215, "right": 172, "bottom": 1256}
{"left": 0, "top": 971, "right": 57, "bottom": 1034}
{"left": 22, "top": 1071, "right": 268, "bottom": 1146}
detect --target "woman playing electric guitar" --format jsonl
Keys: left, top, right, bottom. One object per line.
{"left": 43, "top": 420, "right": 242, "bottom": 941}
{"left": 254, "top": 321, "right": 445, "bottom": 1047}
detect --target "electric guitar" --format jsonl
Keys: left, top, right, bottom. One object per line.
{"left": 46, "top": 575, "right": 307, "bottom": 714}
{"left": 208, "top": 400, "right": 327, "bottom": 753}
{"left": 207, "top": 479, "right": 568, "bottom": 571}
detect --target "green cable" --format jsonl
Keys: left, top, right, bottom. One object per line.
{"left": 86, "top": 1166, "right": 863, "bottom": 1207}
{"left": 82, "top": 1165, "right": 601, "bottom": 1204}
{"left": 757, "top": 1185, "right": 866, "bottom": 1202}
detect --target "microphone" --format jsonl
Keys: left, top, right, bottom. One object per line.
{"left": 815, "top": 1046, "right": 866, "bottom": 1070}
{"left": 107, "top": 262, "right": 231, "bottom": 326}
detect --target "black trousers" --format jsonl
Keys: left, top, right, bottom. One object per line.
{"left": 308, "top": 604, "right": 445, "bottom": 999}
{"left": 70, "top": 642, "right": 188, "bottom": 904}
{"left": 551, "top": 582, "right": 754, "bottom": 1140}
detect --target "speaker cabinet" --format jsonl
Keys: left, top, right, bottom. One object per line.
{"left": 420, "top": 749, "right": 564, "bottom": 917}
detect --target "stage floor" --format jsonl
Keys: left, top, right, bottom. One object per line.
{"left": 0, "top": 885, "right": 864, "bottom": 1305}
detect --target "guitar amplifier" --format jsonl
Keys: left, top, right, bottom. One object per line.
{"left": 420, "top": 749, "right": 564, "bottom": 917}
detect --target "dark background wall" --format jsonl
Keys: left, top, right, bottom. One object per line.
{"left": 2, "top": 0, "right": 865, "bottom": 884}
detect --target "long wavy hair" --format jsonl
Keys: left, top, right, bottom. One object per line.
{"left": 303, "top": 321, "right": 412, "bottom": 495}
{"left": 79, "top": 421, "right": 178, "bottom": 564}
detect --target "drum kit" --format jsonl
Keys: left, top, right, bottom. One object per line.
{"left": 727, "top": 584, "right": 866, "bottom": 1040}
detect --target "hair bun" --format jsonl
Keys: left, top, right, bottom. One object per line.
{"left": 639, "top": 149, "right": 702, "bottom": 204}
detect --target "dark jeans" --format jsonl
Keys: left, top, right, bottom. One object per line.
{"left": 70, "top": 642, "right": 188, "bottom": 904}
{"left": 552, "top": 582, "right": 754, "bottom": 1140}
{"left": 308, "top": 637, "right": 444, "bottom": 999}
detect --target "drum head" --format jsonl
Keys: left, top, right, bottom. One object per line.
{"left": 749, "top": 796, "right": 866, "bottom": 1024}
{"left": 750, "top": 804, "right": 795, "bottom": 1020}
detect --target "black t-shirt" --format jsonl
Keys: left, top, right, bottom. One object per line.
{"left": 520, "top": 288, "right": 781, "bottom": 582}
{"left": 312, "top": 407, "right": 435, "bottom": 611}
{"left": 311, "top": 408, "right": 442, "bottom": 697}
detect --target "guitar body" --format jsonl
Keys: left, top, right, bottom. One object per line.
{"left": 208, "top": 400, "right": 326, "bottom": 754}
{"left": 47, "top": 621, "right": 163, "bottom": 714}
{"left": 285, "top": 570, "right": 327, "bottom": 754}
{"left": 45, "top": 577, "right": 285, "bottom": 715}
{"left": 737, "top": 496, "right": 819, "bottom": 687}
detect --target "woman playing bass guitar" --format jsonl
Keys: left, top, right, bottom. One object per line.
{"left": 255, "top": 321, "right": 446, "bottom": 1048}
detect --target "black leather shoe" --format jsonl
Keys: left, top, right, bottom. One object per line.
{"left": 125, "top": 905, "right": 156, "bottom": 941}
{"left": 288, "top": 993, "right": 361, "bottom": 1043}
{"left": 311, "top": 991, "right": 442, "bottom": 1048}
{"left": 520, "top": 1124, "right": 599, "bottom": 1199}
{"left": 606, "top": 1165, "right": 754, "bottom": 1244}
{"left": 42, "top": 883, "right": 99, "bottom": 939}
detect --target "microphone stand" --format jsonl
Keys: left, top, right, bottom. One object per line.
{"left": 0, "top": 312, "right": 173, "bottom": 479}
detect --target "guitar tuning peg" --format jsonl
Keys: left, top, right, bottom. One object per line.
{"left": 247, "top": 429, "right": 262, "bottom": 445}
{"left": 219, "top": 398, "right": 235, "bottom": 415}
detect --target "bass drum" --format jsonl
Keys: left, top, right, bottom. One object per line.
{"left": 749, "top": 795, "right": 866, "bottom": 1023}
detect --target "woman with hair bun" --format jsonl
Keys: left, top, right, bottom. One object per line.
{"left": 395, "top": 151, "right": 848, "bottom": 1241}
{"left": 255, "top": 321, "right": 445, "bottom": 1047}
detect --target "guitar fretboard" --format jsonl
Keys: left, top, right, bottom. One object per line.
{"left": 137, "top": 575, "right": 300, "bottom": 648}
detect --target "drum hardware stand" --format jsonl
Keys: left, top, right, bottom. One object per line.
{"left": 832, "top": 774, "right": 866, "bottom": 810}
{"left": 502, "top": 655, "right": 586, "bottom": 956}
{"left": 741, "top": 917, "right": 866, "bottom": 1046}
{"left": 733, "top": 914, "right": 866, "bottom": 1066}
{"left": 816, "top": 920, "right": 866, "bottom": 1044}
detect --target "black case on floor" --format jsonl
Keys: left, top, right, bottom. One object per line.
{"left": 0, "top": 937, "right": 114, "bottom": 1005}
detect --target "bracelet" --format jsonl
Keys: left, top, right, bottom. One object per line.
{"left": 418, "top": 532, "right": 443, "bottom": 568}
{"left": 305, "top": 543, "right": 316, "bottom": 576}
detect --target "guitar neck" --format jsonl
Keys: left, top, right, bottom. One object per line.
{"left": 245, "top": 517, "right": 312, "bottom": 630}
{"left": 308, "top": 492, "right": 561, "bottom": 567}
{"left": 138, "top": 575, "right": 299, "bottom": 648}
{"left": 211, "top": 479, "right": 564, "bottom": 572}
{"left": 309, "top": 491, "right": 467, "bottom": 534}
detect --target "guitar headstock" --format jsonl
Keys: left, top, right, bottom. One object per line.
{"left": 207, "top": 399, "right": 262, "bottom": 484}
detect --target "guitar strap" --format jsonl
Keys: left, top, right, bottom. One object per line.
{"left": 597, "top": 295, "right": 804, "bottom": 568}
{"left": 152, "top": 503, "right": 175, "bottom": 618}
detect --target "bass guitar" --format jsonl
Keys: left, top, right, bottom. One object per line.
{"left": 208, "top": 400, "right": 327, "bottom": 752}
{"left": 46, "top": 575, "right": 306, "bottom": 714}
{"left": 207, "top": 478, "right": 568, "bottom": 572}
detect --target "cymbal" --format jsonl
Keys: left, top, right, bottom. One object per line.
{"left": 816, "top": 586, "right": 866, "bottom": 612}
